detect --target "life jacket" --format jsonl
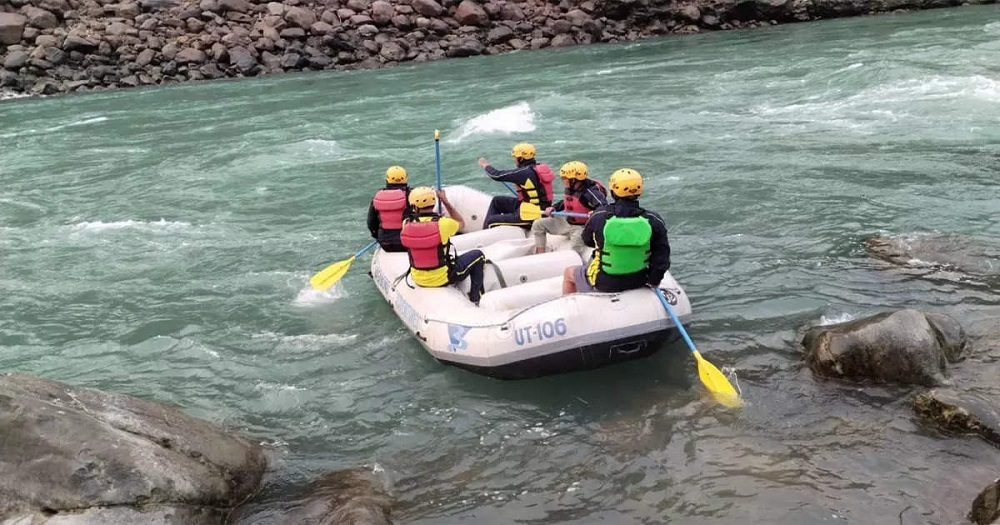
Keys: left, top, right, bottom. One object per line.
{"left": 516, "top": 163, "right": 555, "bottom": 207}
{"left": 373, "top": 188, "right": 407, "bottom": 230}
{"left": 400, "top": 216, "right": 451, "bottom": 286}
{"left": 598, "top": 216, "right": 652, "bottom": 276}
{"left": 563, "top": 181, "right": 608, "bottom": 225}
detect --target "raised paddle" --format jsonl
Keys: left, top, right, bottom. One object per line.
{"left": 309, "top": 240, "right": 378, "bottom": 291}
{"left": 654, "top": 288, "right": 743, "bottom": 408}
{"left": 434, "top": 129, "right": 442, "bottom": 214}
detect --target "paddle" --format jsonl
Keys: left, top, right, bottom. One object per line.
{"left": 517, "top": 204, "right": 589, "bottom": 222}
{"left": 654, "top": 288, "right": 743, "bottom": 408}
{"left": 434, "top": 129, "right": 442, "bottom": 214}
{"left": 309, "top": 240, "right": 378, "bottom": 291}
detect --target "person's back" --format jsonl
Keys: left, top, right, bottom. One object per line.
{"left": 367, "top": 166, "right": 412, "bottom": 252}
{"left": 563, "top": 168, "right": 670, "bottom": 295}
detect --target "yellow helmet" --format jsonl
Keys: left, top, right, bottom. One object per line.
{"left": 385, "top": 165, "right": 407, "bottom": 184}
{"left": 559, "top": 161, "right": 588, "bottom": 181}
{"left": 408, "top": 186, "right": 437, "bottom": 209}
{"left": 609, "top": 168, "right": 643, "bottom": 197}
{"left": 511, "top": 142, "right": 536, "bottom": 160}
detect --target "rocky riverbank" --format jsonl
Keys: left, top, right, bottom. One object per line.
{"left": 0, "top": 0, "right": 994, "bottom": 97}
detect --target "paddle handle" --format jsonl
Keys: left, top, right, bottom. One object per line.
{"left": 655, "top": 288, "right": 699, "bottom": 355}
{"left": 503, "top": 182, "right": 517, "bottom": 196}
{"left": 355, "top": 240, "right": 379, "bottom": 258}
{"left": 434, "top": 130, "right": 442, "bottom": 214}
{"left": 552, "top": 211, "right": 588, "bottom": 219}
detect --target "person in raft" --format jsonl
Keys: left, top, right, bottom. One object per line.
{"left": 563, "top": 168, "right": 671, "bottom": 295}
{"left": 367, "top": 165, "right": 414, "bottom": 252}
{"left": 530, "top": 161, "right": 608, "bottom": 256}
{"left": 400, "top": 187, "right": 487, "bottom": 306}
{"left": 478, "top": 142, "right": 556, "bottom": 229}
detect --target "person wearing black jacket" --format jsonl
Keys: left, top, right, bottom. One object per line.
{"left": 563, "top": 168, "right": 671, "bottom": 294}
{"left": 478, "top": 142, "right": 555, "bottom": 229}
{"left": 366, "top": 165, "right": 415, "bottom": 252}
{"left": 531, "top": 160, "right": 608, "bottom": 256}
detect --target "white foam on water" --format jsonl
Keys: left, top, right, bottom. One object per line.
{"left": 288, "top": 138, "right": 340, "bottom": 157}
{"left": 44, "top": 116, "right": 109, "bottom": 133}
{"left": 985, "top": 21, "right": 1000, "bottom": 33}
{"left": 252, "top": 331, "right": 358, "bottom": 346}
{"left": 255, "top": 381, "right": 307, "bottom": 391}
{"left": 293, "top": 283, "right": 348, "bottom": 305}
{"left": 69, "top": 219, "right": 193, "bottom": 234}
{"left": 449, "top": 101, "right": 536, "bottom": 143}
{"left": 0, "top": 90, "right": 29, "bottom": 101}
{"left": 818, "top": 312, "right": 856, "bottom": 326}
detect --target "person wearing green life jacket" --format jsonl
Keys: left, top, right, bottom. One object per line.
{"left": 563, "top": 168, "right": 671, "bottom": 295}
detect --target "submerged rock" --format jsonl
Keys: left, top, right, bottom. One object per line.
{"left": 970, "top": 478, "right": 1000, "bottom": 525}
{"left": 865, "top": 234, "right": 1000, "bottom": 281}
{"left": 802, "top": 309, "right": 966, "bottom": 386}
{"left": 233, "top": 467, "right": 393, "bottom": 524}
{"left": 0, "top": 373, "right": 266, "bottom": 524}
{"left": 914, "top": 388, "right": 1000, "bottom": 447}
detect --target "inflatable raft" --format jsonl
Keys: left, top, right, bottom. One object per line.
{"left": 368, "top": 185, "right": 692, "bottom": 379}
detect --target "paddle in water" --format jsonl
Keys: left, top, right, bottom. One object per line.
{"left": 309, "top": 240, "right": 378, "bottom": 291}
{"left": 654, "top": 288, "right": 742, "bottom": 408}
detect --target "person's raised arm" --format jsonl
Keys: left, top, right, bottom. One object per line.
{"left": 438, "top": 190, "right": 465, "bottom": 232}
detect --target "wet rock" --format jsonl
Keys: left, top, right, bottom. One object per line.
{"left": 446, "top": 37, "right": 483, "bottom": 57}
{"left": 234, "top": 467, "right": 393, "bottom": 524}
{"left": 0, "top": 13, "right": 28, "bottom": 45}
{"left": 865, "top": 234, "right": 1000, "bottom": 280}
{"left": 228, "top": 45, "right": 257, "bottom": 72}
{"left": 970, "top": 478, "right": 1000, "bottom": 525}
{"left": 0, "top": 373, "right": 266, "bottom": 523}
{"left": 550, "top": 33, "right": 576, "bottom": 47}
{"left": 801, "top": 309, "right": 966, "bottom": 386}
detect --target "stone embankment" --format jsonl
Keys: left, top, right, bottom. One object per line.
{"left": 0, "top": 0, "right": 993, "bottom": 96}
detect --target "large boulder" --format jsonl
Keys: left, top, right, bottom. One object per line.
{"left": 0, "top": 373, "right": 266, "bottom": 523}
{"left": 802, "top": 309, "right": 966, "bottom": 386}
{"left": 234, "top": 468, "right": 393, "bottom": 524}
{"left": 0, "top": 13, "right": 27, "bottom": 45}
{"left": 865, "top": 234, "right": 1000, "bottom": 280}
{"left": 455, "top": 0, "right": 488, "bottom": 26}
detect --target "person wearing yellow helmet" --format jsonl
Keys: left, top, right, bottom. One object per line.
{"left": 477, "top": 142, "right": 556, "bottom": 229}
{"left": 563, "top": 168, "right": 671, "bottom": 295}
{"left": 530, "top": 161, "right": 608, "bottom": 256}
{"left": 367, "top": 165, "right": 414, "bottom": 252}
{"left": 400, "top": 187, "right": 487, "bottom": 306}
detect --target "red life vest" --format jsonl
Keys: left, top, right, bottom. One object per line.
{"left": 373, "top": 188, "right": 407, "bottom": 230}
{"left": 563, "top": 181, "right": 608, "bottom": 225}
{"left": 400, "top": 217, "right": 449, "bottom": 271}
{"left": 516, "top": 163, "right": 555, "bottom": 207}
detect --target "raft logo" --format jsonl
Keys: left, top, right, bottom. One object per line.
{"left": 447, "top": 324, "right": 470, "bottom": 352}
{"left": 661, "top": 288, "right": 678, "bottom": 305}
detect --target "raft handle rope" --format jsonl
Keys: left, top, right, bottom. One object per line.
{"left": 419, "top": 291, "right": 616, "bottom": 329}
{"left": 721, "top": 366, "right": 743, "bottom": 399}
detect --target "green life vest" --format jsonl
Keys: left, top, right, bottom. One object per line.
{"left": 600, "top": 216, "right": 652, "bottom": 275}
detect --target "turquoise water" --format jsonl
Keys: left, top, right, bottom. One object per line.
{"left": 3, "top": 6, "right": 1000, "bottom": 523}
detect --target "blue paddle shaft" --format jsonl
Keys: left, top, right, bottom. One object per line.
{"left": 503, "top": 182, "right": 517, "bottom": 196}
{"left": 434, "top": 137, "right": 442, "bottom": 214}
{"left": 552, "top": 211, "right": 588, "bottom": 219}
{"left": 355, "top": 240, "right": 378, "bottom": 258}
{"left": 655, "top": 288, "right": 699, "bottom": 354}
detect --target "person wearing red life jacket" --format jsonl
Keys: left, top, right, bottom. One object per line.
{"left": 478, "top": 142, "right": 555, "bottom": 229}
{"left": 400, "top": 187, "right": 487, "bottom": 306}
{"left": 563, "top": 168, "right": 671, "bottom": 295}
{"left": 367, "top": 165, "right": 414, "bottom": 252}
{"left": 530, "top": 161, "right": 608, "bottom": 256}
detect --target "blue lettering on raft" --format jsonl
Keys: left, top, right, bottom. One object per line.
{"left": 514, "top": 318, "right": 568, "bottom": 346}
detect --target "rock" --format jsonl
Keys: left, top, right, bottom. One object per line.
{"left": 970, "top": 478, "right": 1000, "bottom": 525}
{"left": 486, "top": 25, "right": 513, "bottom": 44}
{"left": 267, "top": 1, "right": 284, "bottom": 16}
{"left": 455, "top": 0, "right": 488, "bottom": 26}
{"left": 371, "top": 0, "right": 394, "bottom": 24}
{"left": 411, "top": 0, "right": 444, "bottom": 17}
{"left": 62, "top": 32, "right": 99, "bottom": 52}
{"left": 3, "top": 50, "right": 30, "bottom": 69}
{"left": 233, "top": 468, "right": 393, "bottom": 524}
{"left": 914, "top": 388, "right": 1000, "bottom": 447}
{"left": 310, "top": 21, "right": 335, "bottom": 35}
{"left": 38, "top": 0, "right": 70, "bottom": 12}
{"left": 219, "top": 0, "right": 250, "bottom": 13}
{"left": 139, "top": 0, "right": 179, "bottom": 11}
{"left": 0, "top": 373, "right": 265, "bottom": 522}
{"left": 135, "top": 47, "right": 156, "bottom": 66}
{"left": 379, "top": 40, "right": 405, "bottom": 60}
{"left": 114, "top": 1, "right": 142, "bottom": 18}
{"left": 565, "top": 8, "right": 590, "bottom": 26}
{"left": 446, "top": 37, "right": 483, "bottom": 57}
{"left": 279, "top": 51, "right": 302, "bottom": 68}
{"left": 280, "top": 27, "right": 305, "bottom": 38}
{"left": 0, "top": 13, "right": 28, "bottom": 45}
{"left": 865, "top": 234, "right": 1000, "bottom": 280}
{"left": 106, "top": 21, "right": 131, "bottom": 36}
{"left": 285, "top": 6, "right": 317, "bottom": 29}
{"left": 550, "top": 33, "right": 575, "bottom": 47}
{"left": 22, "top": 6, "right": 58, "bottom": 29}
{"left": 550, "top": 19, "right": 572, "bottom": 34}
{"left": 228, "top": 45, "right": 257, "bottom": 73}
{"left": 802, "top": 309, "right": 966, "bottom": 386}
{"left": 161, "top": 42, "right": 179, "bottom": 59}
{"left": 175, "top": 47, "right": 206, "bottom": 63}
{"left": 680, "top": 4, "right": 701, "bottom": 22}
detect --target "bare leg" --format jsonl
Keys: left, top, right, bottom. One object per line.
{"left": 562, "top": 266, "right": 577, "bottom": 295}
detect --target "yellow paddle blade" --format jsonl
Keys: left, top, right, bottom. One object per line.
{"left": 519, "top": 201, "right": 542, "bottom": 221}
{"left": 693, "top": 350, "right": 743, "bottom": 408}
{"left": 309, "top": 256, "right": 356, "bottom": 291}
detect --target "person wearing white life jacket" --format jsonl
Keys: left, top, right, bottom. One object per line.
{"left": 366, "top": 165, "right": 413, "bottom": 252}
{"left": 530, "top": 161, "right": 608, "bottom": 257}
{"left": 478, "top": 142, "right": 556, "bottom": 229}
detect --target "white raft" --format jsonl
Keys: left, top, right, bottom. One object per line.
{"left": 368, "top": 185, "right": 692, "bottom": 379}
